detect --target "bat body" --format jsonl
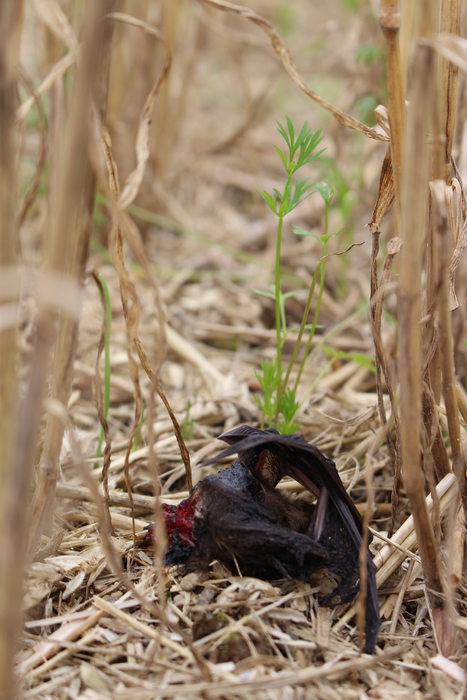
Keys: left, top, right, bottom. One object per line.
{"left": 148, "top": 426, "right": 380, "bottom": 653}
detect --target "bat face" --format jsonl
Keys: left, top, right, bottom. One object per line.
{"left": 148, "top": 425, "right": 380, "bottom": 654}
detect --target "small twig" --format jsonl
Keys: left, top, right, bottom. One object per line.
{"left": 389, "top": 560, "right": 415, "bottom": 634}
{"left": 432, "top": 181, "right": 467, "bottom": 520}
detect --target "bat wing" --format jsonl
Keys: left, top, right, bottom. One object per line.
{"left": 203, "top": 426, "right": 380, "bottom": 653}
{"left": 310, "top": 490, "right": 380, "bottom": 654}
{"left": 203, "top": 426, "right": 364, "bottom": 533}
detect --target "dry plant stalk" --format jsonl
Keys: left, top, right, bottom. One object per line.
{"left": 449, "top": 505, "right": 465, "bottom": 586}
{"left": 0, "top": 1, "right": 21, "bottom": 478}
{"left": 0, "top": 5, "right": 115, "bottom": 694}
{"left": 151, "top": 0, "right": 183, "bottom": 179}
{"left": 0, "top": 4, "right": 25, "bottom": 696}
{"left": 95, "top": 15, "right": 184, "bottom": 532}
{"left": 440, "top": 0, "right": 462, "bottom": 172}
{"left": 371, "top": 0, "right": 404, "bottom": 534}
{"left": 370, "top": 235, "right": 402, "bottom": 535}
{"left": 399, "top": 31, "right": 449, "bottom": 649}
{"left": 368, "top": 131, "right": 398, "bottom": 501}
{"left": 431, "top": 181, "right": 467, "bottom": 519}
{"left": 379, "top": 0, "right": 405, "bottom": 229}
{"left": 30, "top": 2, "right": 116, "bottom": 541}
{"left": 16, "top": 66, "right": 47, "bottom": 230}
{"left": 91, "top": 13, "right": 193, "bottom": 492}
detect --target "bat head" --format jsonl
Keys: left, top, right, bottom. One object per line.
{"left": 217, "top": 425, "right": 286, "bottom": 488}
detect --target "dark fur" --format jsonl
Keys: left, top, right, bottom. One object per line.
{"left": 155, "top": 426, "right": 380, "bottom": 654}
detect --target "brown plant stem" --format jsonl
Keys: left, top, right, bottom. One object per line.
{"left": 370, "top": 235, "right": 402, "bottom": 536}
{"left": 380, "top": 0, "right": 405, "bottom": 232}
{"left": 440, "top": 0, "right": 462, "bottom": 174}
{"left": 431, "top": 181, "right": 467, "bottom": 519}
{"left": 0, "top": 4, "right": 24, "bottom": 695}
{"left": 400, "top": 39, "right": 449, "bottom": 650}
{"left": 89, "top": 16, "right": 193, "bottom": 492}
{"left": 421, "top": 382, "right": 451, "bottom": 481}
{"left": 30, "top": 3, "right": 115, "bottom": 541}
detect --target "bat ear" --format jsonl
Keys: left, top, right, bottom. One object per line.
{"left": 201, "top": 425, "right": 284, "bottom": 468}
{"left": 219, "top": 425, "right": 263, "bottom": 445}
{"left": 219, "top": 425, "right": 280, "bottom": 445}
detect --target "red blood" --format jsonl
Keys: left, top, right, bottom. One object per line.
{"left": 164, "top": 497, "right": 197, "bottom": 547}
{"left": 147, "top": 497, "right": 198, "bottom": 548}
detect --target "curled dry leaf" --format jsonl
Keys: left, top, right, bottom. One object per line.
{"left": 45, "top": 554, "right": 101, "bottom": 573}
{"left": 23, "top": 580, "right": 53, "bottom": 612}
{"left": 370, "top": 146, "right": 395, "bottom": 233}
{"left": 198, "top": 0, "right": 389, "bottom": 142}
{"left": 80, "top": 661, "right": 114, "bottom": 693}
{"left": 217, "top": 577, "right": 278, "bottom": 605}
{"left": 28, "top": 562, "right": 63, "bottom": 580}
{"left": 31, "top": 0, "right": 80, "bottom": 57}
{"left": 62, "top": 569, "right": 86, "bottom": 600}
{"left": 16, "top": 53, "right": 76, "bottom": 124}
{"left": 387, "top": 236, "right": 402, "bottom": 257}
{"left": 106, "top": 13, "right": 172, "bottom": 209}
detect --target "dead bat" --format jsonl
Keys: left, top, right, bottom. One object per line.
{"left": 147, "top": 425, "right": 380, "bottom": 653}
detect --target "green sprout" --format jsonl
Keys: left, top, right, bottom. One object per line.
{"left": 254, "top": 117, "right": 345, "bottom": 432}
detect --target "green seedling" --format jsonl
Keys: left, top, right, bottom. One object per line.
{"left": 255, "top": 120, "right": 355, "bottom": 432}
{"left": 253, "top": 359, "right": 282, "bottom": 428}
{"left": 277, "top": 387, "right": 300, "bottom": 434}
{"left": 257, "top": 116, "right": 325, "bottom": 375}
{"left": 256, "top": 117, "right": 342, "bottom": 432}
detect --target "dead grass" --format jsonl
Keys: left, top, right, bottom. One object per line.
{"left": 2, "top": 0, "right": 467, "bottom": 698}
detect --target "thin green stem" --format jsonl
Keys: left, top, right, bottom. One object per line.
{"left": 294, "top": 200, "right": 330, "bottom": 392}
{"left": 273, "top": 170, "right": 294, "bottom": 427}
{"left": 256, "top": 119, "right": 327, "bottom": 432}
{"left": 96, "top": 272, "right": 112, "bottom": 461}
{"left": 305, "top": 355, "right": 338, "bottom": 396}
{"left": 275, "top": 214, "right": 284, "bottom": 399}
{"left": 295, "top": 304, "right": 368, "bottom": 415}
{"left": 280, "top": 261, "right": 322, "bottom": 401}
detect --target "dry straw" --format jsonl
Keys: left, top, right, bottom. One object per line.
{"left": 2, "top": 0, "right": 467, "bottom": 696}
